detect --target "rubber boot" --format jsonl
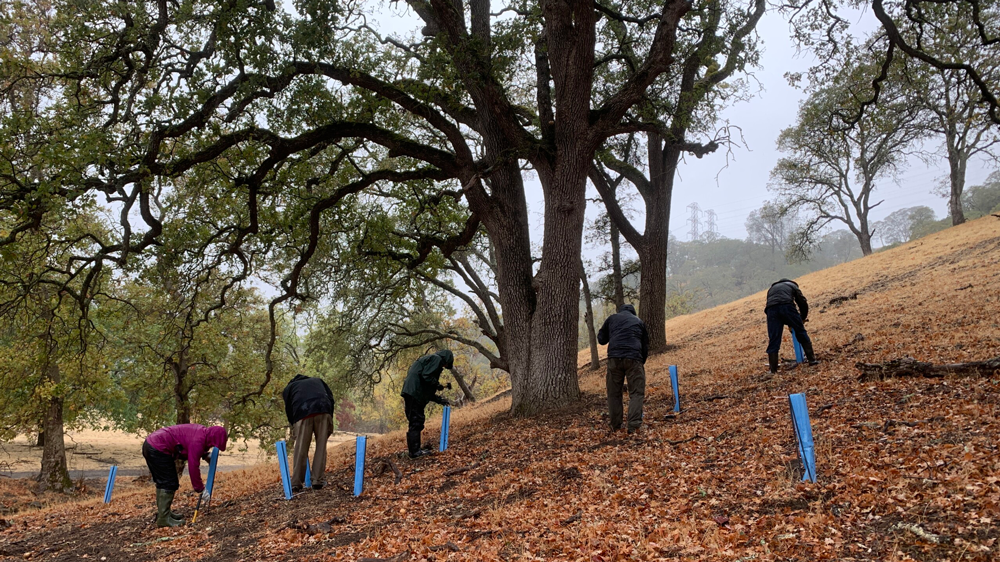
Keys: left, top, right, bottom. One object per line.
{"left": 156, "top": 489, "right": 184, "bottom": 528}
{"left": 768, "top": 353, "right": 779, "bottom": 374}
{"left": 406, "top": 431, "right": 421, "bottom": 458}
{"left": 802, "top": 341, "right": 819, "bottom": 366}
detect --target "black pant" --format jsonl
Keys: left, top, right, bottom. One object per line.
{"left": 766, "top": 303, "right": 812, "bottom": 355}
{"left": 143, "top": 440, "right": 179, "bottom": 491}
{"left": 606, "top": 357, "right": 646, "bottom": 431}
{"left": 403, "top": 394, "right": 427, "bottom": 456}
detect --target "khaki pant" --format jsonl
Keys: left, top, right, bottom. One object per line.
{"left": 607, "top": 357, "right": 645, "bottom": 431}
{"left": 291, "top": 413, "right": 332, "bottom": 488}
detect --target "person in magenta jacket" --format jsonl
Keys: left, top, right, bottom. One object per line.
{"left": 142, "top": 424, "right": 228, "bottom": 527}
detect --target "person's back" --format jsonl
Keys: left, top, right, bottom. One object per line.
{"left": 597, "top": 304, "right": 649, "bottom": 361}
{"left": 283, "top": 375, "right": 335, "bottom": 425}
{"left": 597, "top": 304, "right": 649, "bottom": 434}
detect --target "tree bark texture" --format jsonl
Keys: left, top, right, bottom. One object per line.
{"left": 171, "top": 350, "right": 191, "bottom": 426}
{"left": 637, "top": 135, "right": 676, "bottom": 353}
{"left": 38, "top": 298, "right": 71, "bottom": 493}
{"left": 580, "top": 261, "right": 601, "bottom": 370}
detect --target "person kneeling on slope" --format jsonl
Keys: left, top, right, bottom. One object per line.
{"left": 401, "top": 349, "right": 454, "bottom": 459}
{"left": 764, "top": 278, "right": 818, "bottom": 373}
{"left": 142, "top": 424, "right": 227, "bottom": 527}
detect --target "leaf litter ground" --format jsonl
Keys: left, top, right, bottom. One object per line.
{"left": 2, "top": 217, "right": 999, "bottom": 561}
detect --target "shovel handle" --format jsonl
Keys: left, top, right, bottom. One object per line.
{"left": 192, "top": 495, "right": 203, "bottom": 525}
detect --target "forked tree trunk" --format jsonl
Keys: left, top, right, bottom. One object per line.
{"left": 580, "top": 261, "right": 600, "bottom": 370}
{"left": 37, "top": 298, "right": 71, "bottom": 493}
{"left": 481, "top": 160, "right": 586, "bottom": 416}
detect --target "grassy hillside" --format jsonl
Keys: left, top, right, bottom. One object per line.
{"left": 2, "top": 216, "right": 999, "bottom": 561}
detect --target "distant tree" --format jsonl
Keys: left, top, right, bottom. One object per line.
{"left": 898, "top": 6, "right": 1000, "bottom": 226}
{"left": 819, "top": 229, "right": 864, "bottom": 263}
{"left": 874, "top": 206, "right": 936, "bottom": 246}
{"left": 907, "top": 207, "right": 950, "bottom": 240}
{"left": 962, "top": 172, "right": 1000, "bottom": 218}
{"left": 745, "top": 201, "right": 799, "bottom": 256}
{"left": 772, "top": 46, "right": 926, "bottom": 256}
{"left": 580, "top": 261, "right": 600, "bottom": 371}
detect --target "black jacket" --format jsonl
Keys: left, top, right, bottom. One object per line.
{"left": 597, "top": 304, "right": 649, "bottom": 363}
{"left": 401, "top": 350, "right": 452, "bottom": 404}
{"left": 765, "top": 279, "right": 809, "bottom": 320}
{"left": 282, "top": 375, "right": 335, "bottom": 426}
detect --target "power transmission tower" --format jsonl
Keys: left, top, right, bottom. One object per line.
{"left": 704, "top": 209, "right": 718, "bottom": 240}
{"left": 686, "top": 202, "right": 701, "bottom": 241}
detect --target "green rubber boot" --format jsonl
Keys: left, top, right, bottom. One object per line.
{"left": 156, "top": 489, "right": 184, "bottom": 527}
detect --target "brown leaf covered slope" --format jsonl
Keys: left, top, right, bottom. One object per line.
{"left": 2, "top": 217, "right": 999, "bottom": 561}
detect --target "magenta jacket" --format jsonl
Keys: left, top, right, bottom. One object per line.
{"left": 145, "top": 424, "right": 227, "bottom": 492}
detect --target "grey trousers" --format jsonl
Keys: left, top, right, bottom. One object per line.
{"left": 291, "top": 413, "right": 332, "bottom": 488}
{"left": 607, "top": 357, "right": 646, "bottom": 431}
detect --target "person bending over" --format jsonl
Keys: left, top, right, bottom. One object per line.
{"left": 764, "top": 278, "right": 818, "bottom": 373}
{"left": 282, "top": 374, "right": 335, "bottom": 492}
{"left": 142, "top": 424, "right": 227, "bottom": 527}
{"left": 401, "top": 350, "right": 454, "bottom": 458}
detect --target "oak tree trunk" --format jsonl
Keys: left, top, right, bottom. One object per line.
{"left": 609, "top": 221, "right": 625, "bottom": 309}
{"left": 172, "top": 351, "right": 191, "bottom": 426}
{"left": 37, "top": 297, "right": 71, "bottom": 493}
{"left": 637, "top": 137, "right": 676, "bottom": 353}
{"left": 947, "top": 136, "right": 968, "bottom": 226}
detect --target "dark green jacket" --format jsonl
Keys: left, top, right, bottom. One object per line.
{"left": 401, "top": 350, "right": 453, "bottom": 404}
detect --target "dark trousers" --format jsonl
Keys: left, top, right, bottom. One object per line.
{"left": 766, "top": 303, "right": 812, "bottom": 355}
{"left": 143, "top": 440, "right": 179, "bottom": 491}
{"left": 607, "top": 357, "right": 646, "bottom": 431}
{"left": 403, "top": 394, "right": 427, "bottom": 456}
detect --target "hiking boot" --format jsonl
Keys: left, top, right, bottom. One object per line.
{"left": 768, "top": 353, "right": 779, "bottom": 374}
{"left": 155, "top": 489, "right": 184, "bottom": 528}
{"left": 291, "top": 485, "right": 303, "bottom": 494}
{"left": 312, "top": 483, "right": 324, "bottom": 490}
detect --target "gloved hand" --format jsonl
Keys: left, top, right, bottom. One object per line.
{"left": 200, "top": 489, "right": 211, "bottom": 503}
